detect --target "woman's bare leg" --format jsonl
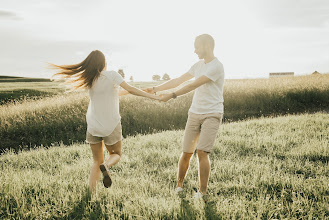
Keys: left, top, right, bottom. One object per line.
{"left": 89, "top": 142, "right": 104, "bottom": 193}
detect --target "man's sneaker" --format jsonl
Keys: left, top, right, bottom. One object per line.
{"left": 193, "top": 191, "right": 204, "bottom": 199}
{"left": 174, "top": 187, "right": 184, "bottom": 194}
{"left": 175, "top": 187, "right": 185, "bottom": 198}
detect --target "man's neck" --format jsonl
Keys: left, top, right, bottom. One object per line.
{"left": 203, "top": 53, "right": 215, "bottom": 64}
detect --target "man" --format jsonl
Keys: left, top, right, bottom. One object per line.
{"left": 146, "top": 34, "right": 225, "bottom": 199}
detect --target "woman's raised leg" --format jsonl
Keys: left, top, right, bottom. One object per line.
{"left": 104, "top": 140, "right": 122, "bottom": 168}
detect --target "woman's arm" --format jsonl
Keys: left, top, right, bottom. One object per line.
{"left": 119, "top": 89, "right": 130, "bottom": 96}
{"left": 120, "top": 81, "right": 160, "bottom": 100}
{"left": 145, "top": 72, "right": 194, "bottom": 93}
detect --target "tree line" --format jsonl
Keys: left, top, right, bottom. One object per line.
{"left": 152, "top": 73, "right": 170, "bottom": 81}
{"left": 118, "top": 69, "right": 171, "bottom": 82}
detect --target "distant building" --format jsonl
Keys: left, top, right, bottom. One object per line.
{"left": 312, "top": 71, "right": 320, "bottom": 75}
{"left": 269, "top": 72, "right": 294, "bottom": 78}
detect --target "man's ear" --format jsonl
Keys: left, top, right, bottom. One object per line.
{"left": 205, "top": 44, "right": 211, "bottom": 51}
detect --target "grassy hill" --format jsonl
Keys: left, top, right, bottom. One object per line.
{"left": 0, "top": 113, "right": 328, "bottom": 219}
{"left": 0, "top": 75, "right": 51, "bottom": 82}
{"left": 0, "top": 78, "right": 63, "bottom": 104}
{"left": 1, "top": 74, "right": 328, "bottom": 151}
{"left": 0, "top": 79, "right": 158, "bottom": 104}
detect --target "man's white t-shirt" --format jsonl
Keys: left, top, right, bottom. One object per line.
{"left": 188, "top": 58, "right": 225, "bottom": 114}
{"left": 86, "top": 70, "right": 124, "bottom": 137}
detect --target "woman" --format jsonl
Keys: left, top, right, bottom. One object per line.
{"left": 51, "top": 50, "right": 159, "bottom": 193}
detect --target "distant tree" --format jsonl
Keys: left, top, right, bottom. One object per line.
{"left": 129, "top": 76, "right": 134, "bottom": 82}
{"left": 118, "top": 69, "right": 125, "bottom": 79}
{"left": 152, "top": 74, "right": 161, "bottom": 81}
{"left": 162, "top": 73, "right": 170, "bottom": 81}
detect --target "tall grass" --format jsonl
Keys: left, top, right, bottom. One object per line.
{"left": 1, "top": 74, "right": 328, "bottom": 151}
{"left": 0, "top": 113, "right": 328, "bottom": 219}
{"left": 223, "top": 74, "right": 329, "bottom": 120}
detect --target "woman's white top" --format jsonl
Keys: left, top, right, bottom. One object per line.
{"left": 86, "top": 70, "right": 124, "bottom": 137}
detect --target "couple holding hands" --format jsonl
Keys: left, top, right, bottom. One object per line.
{"left": 51, "top": 34, "right": 225, "bottom": 200}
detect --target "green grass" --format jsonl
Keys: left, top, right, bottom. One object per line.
{"left": 0, "top": 113, "right": 328, "bottom": 219}
{"left": 1, "top": 74, "right": 329, "bottom": 151}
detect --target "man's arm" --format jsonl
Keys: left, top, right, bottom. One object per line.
{"left": 145, "top": 72, "right": 194, "bottom": 93}
{"left": 160, "top": 75, "right": 212, "bottom": 102}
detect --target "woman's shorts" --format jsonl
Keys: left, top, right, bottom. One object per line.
{"left": 86, "top": 122, "right": 122, "bottom": 146}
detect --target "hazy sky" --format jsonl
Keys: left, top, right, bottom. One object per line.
{"left": 1, "top": 0, "right": 329, "bottom": 81}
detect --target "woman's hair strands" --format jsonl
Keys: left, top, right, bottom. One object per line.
{"left": 50, "top": 50, "right": 106, "bottom": 90}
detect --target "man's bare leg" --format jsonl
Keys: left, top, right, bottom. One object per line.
{"left": 197, "top": 150, "right": 210, "bottom": 194}
{"left": 177, "top": 152, "right": 193, "bottom": 188}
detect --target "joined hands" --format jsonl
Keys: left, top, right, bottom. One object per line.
{"left": 143, "top": 87, "right": 174, "bottom": 102}
{"left": 143, "top": 87, "right": 156, "bottom": 94}
{"left": 159, "top": 93, "right": 173, "bottom": 102}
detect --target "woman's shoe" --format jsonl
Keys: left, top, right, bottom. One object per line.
{"left": 100, "top": 163, "right": 112, "bottom": 188}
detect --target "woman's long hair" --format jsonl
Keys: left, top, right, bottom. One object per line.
{"left": 50, "top": 50, "right": 106, "bottom": 90}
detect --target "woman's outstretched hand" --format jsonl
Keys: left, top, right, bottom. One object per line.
{"left": 143, "top": 87, "right": 155, "bottom": 94}
{"left": 160, "top": 94, "right": 173, "bottom": 102}
{"left": 141, "top": 88, "right": 172, "bottom": 102}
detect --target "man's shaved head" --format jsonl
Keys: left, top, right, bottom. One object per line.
{"left": 195, "top": 34, "right": 215, "bottom": 51}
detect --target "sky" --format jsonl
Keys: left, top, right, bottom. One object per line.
{"left": 0, "top": 0, "right": 329, "bottom": 81}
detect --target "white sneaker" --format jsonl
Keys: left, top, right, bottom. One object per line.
{"left": 193, "top": 191, "right": 204, "bottom": 199}
{"left": 174, "top": 187, "right": 184, "bottom": 194}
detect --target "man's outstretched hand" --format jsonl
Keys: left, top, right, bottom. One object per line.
{"left": 142, "top": 88, "right": 174, "bottom": 102}
{"left": 153, "top": 95, "right": 162, "bottom": 101}
{"left": 160, "top": 93, "right": 173, "bottom": 102}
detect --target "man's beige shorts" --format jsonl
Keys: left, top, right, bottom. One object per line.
{"left": 183, "top": 112, "right": 223, "bottom": 153}
{"left": 86, "top": 122, "right": 122, "bottom": 146}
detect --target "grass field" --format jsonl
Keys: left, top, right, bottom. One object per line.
{"left": 0, "top": 81, "right": 64, "bottom": 104}
{"left": 1, "top": 113, "right": 328, "bottom": 219}
{"left": 1, "top": 74, "right": 328, "bottom": 151}
{"left": 0, "top": 76, "right": 51, "bottom": 83}
{"left": 0, "top": 78, "right": 159, "bottom": 104}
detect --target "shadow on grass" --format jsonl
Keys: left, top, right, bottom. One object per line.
{"left": 178, "top": 196, "right": 219, "bottom": 220}
{"left": 179, "top": 198, "right": 196, "bottom": 220}
{"left": 303, "top": 154, "right": 329, "bottom": 163}
{"left": 275, "top": 154, "right": 329, "bottom": 164}
{"left": 204, "top": 199, "right": 220, "bottom": 220}
{"left": 59, "top": 188, "right": 105, "bottom": 220}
